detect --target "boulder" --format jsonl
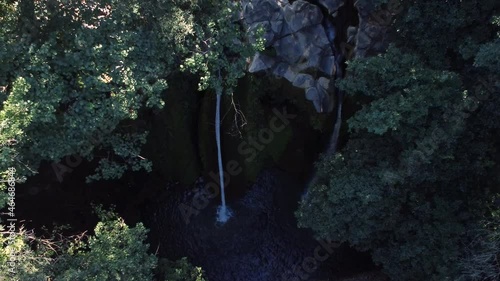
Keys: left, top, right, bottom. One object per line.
{"left": 305, "top": 87, "right": 322, "bottom": 112}
{"left": 317, "top": 77, "right": 331, "bottom": 90}
{"left": 317, "top": 0, "right": 345, "bottom": 15}
{"left": 274, "top": 34, "right": 303, "bottom": 64}
{"left": 241, "top": 0, "right": 399, "bottom": 112}
{"left": 243, "top": 0, "right": 344, "bottom": 113}
{"left": 270, "top": 19, "right": 284, "bottom": 34}
{"left": 249, "top": 53, "right": 276, "bottom": 73}
{"left": 272, "top": 62, "right": 288, "bottom": 78}
{"left": 283, "top": 66, "right": 298, "bottom": 82}
{"left": 292, "top": 73, "right": 314, "bottom": 89}
{"left": 243, "top": 0, "right": 280, "bottom": 25}
{"left": 283, "top": 0, "right": 323, "bottom": 33}
{"left": 301, "top": 24, "right": 331, "bottom": 50}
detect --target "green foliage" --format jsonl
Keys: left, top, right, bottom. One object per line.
{"left": 474, "top": 39, "right": 500, "bottom": 73}
{"left": 0, "top": 211, "right": 157, "bottom": 280}
{"left": 0, "top": 226, "right": 53, "bottom": 281}
{"left": 395, "top": 0, "right": 499, "bottom": 68}
{"left": 0, "top": 0, "right": 259, "bottom": 184}
{"left": 474, "top": 14, "right": 500, "bottom": 74}
{"left": 176, "top": 0, "right": 265, "bottom": 94}
{"left": 159, "top": 257, "right": 208, "bottom": 281}
{"left": 0, "top": 0, "right": 172, "bottom": 181}
{"left": 0, "top": 207, "right": 206, "bottom": 281}
{"left": 471, "top": 15, "right": 500, "bottom": 74}
{"left": 53, "top": 219, "right": 157, "bottom": 281}
{"left": 297, "top": 4, "right": 500, "bottom": 277}
{"left": 340, "top": 47, "right": 463, "bottom": 137}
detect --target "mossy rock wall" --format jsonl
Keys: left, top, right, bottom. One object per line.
{"left": 144, "top": 74, "right": 201, "bottom": 184}
{"left": 197, "top": 74, "right": 333, "bottom": 196}
{"left": 197, "top": 75, "right": 295, "bottom": 191}
{"left": 144, "top": 73, "right": 335, "bottom": 189}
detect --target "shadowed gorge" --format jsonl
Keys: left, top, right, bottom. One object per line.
{"left": 0, "top": 0, "right": 499, "bottom": 281}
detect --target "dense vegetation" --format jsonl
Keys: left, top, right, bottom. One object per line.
{"left": 0, "top": 0, "right": 258, "bottom": 279}
{"left": 297, "top": 0, "right": 500, "bottom": 280}
{"left": 0, "top": 207, "right": 208, "bottom": 280}
{"left": 0, "top": 0, "right": 261, "bottom": 183}
{"left": 0, "top": 0, "right": 498, "bottom": 280}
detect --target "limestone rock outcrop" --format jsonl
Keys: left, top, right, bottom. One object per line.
{"left": 242, "top": 0, "right": 397, "bottom": 112}
{"left": 242, "top": 0, "right": 343, "bottom": 113}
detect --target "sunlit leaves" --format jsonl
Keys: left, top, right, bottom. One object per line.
{"left": 0, "top": 0, "right": 170, "bottom": 180}
{"left": 176, "top": 0, "right": 264, "bottom": 94}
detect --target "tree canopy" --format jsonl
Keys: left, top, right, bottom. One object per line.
{"left": 0, "top": 0, "right": 261, "bottom": 183}
{"left": 0, "top": 0, "right": 258, "bottom": 280}
{"left": 297, "top": 0, "right": 500, "bottom": 280}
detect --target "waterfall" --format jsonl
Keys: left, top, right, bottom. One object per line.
{"left": 215, "top": 85, "right": 231, "bottom": 223}
{"left": 326, "top": 89, "right": 344, "bottom": 156}
{"left": 327, "top": 52, "right": 345, "bottom": 155}
{"left": 304, "top": 28, "right": 345, "bottom": 196}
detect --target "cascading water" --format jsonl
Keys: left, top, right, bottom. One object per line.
{"left": 304, "top": 9, "right": 347, "bottom": 195}
{"left": 326, "top": 54, "right": 345, "bottom": 156}
{"left": 215, "top": 82, "right": 231, "bottom": 223}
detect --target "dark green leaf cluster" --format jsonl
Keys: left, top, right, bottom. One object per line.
{"left": 0, "top": 0, "right": 258, "bottom": 182}
{"left": 0, "top": 0, "right": 172, "bottom": 181}
{"left": 159, "top": 257, "right": 208, "bottom": 281}
{"left": 297, "top": 1, "right": 499, "bottom": 279}
{"left": 175, "top": 0, "right": 265, "bottom": 94}
{"left": 0, "top": 209, "right": 208, "bottom": 281}
{"left": 0, "top": 215, "right": 156, "bottom": 280}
